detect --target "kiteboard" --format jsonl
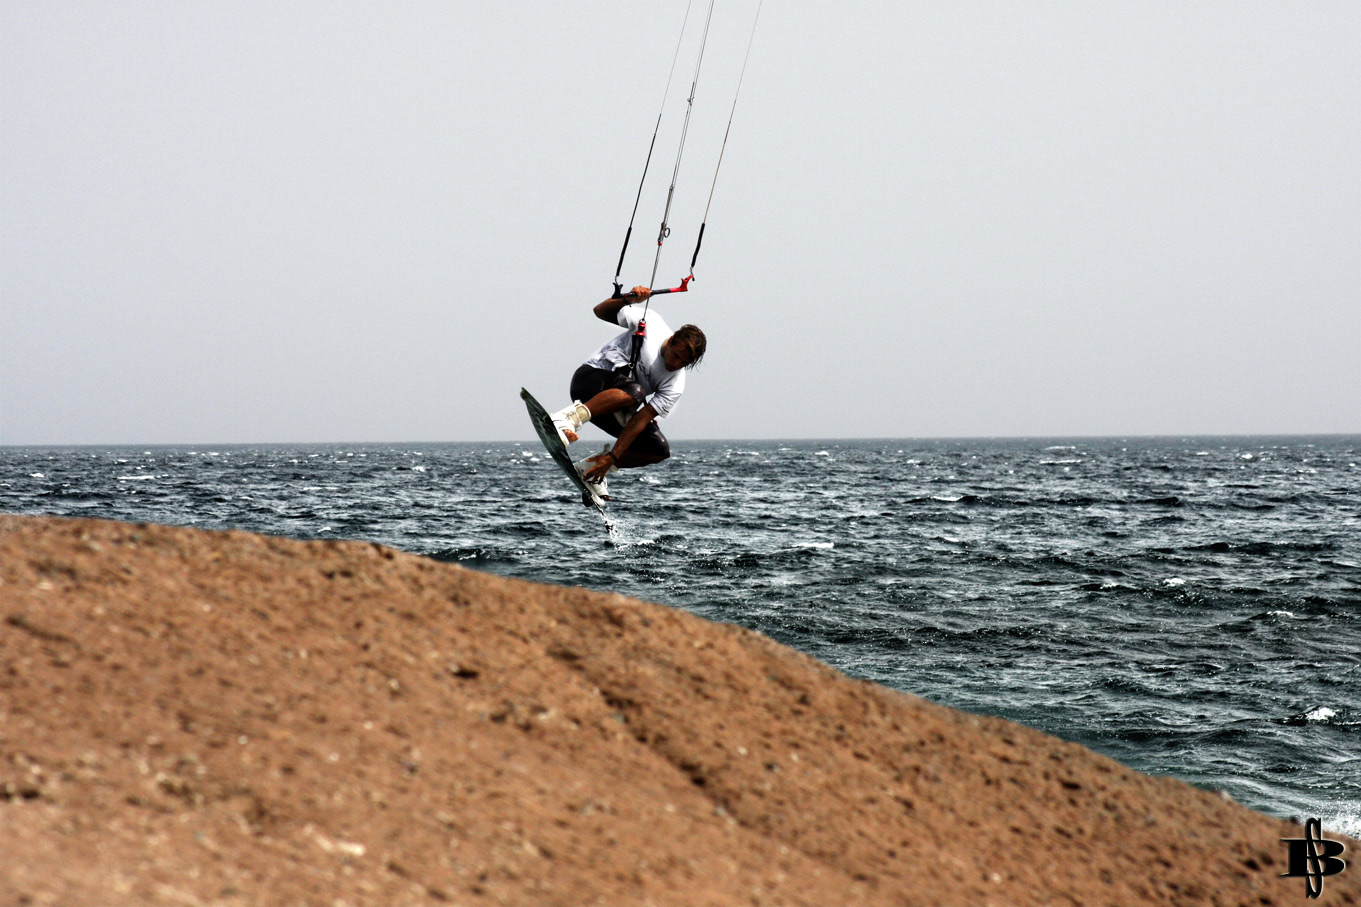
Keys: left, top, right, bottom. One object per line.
{"left": 520, "top": 388, "right": 607, "bottom": 515}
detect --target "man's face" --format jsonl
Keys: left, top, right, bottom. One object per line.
{"left": 661, "top": 338, "right": 692, "bottom": 372}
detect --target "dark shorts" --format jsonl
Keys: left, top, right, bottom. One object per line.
{"left": 569, "top": 364, "right": 670, "bottom": 462}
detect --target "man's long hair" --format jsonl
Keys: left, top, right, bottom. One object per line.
{"left": 671, "top": 324, "right": 707, "bottom": 369}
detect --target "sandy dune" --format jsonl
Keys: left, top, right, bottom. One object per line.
{"left": 1, "top": 515, "right": 1355, "bottom": 905}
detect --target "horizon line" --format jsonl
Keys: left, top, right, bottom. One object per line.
{"left": 3, "top": 431, "right": 1360, "bottom": 450}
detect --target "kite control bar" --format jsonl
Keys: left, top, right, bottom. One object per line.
{"left": 652, "top": 275, "right": 694, "bottom": 296}
{"left": 611, "top": 275, "right": 693, "bottom": 300}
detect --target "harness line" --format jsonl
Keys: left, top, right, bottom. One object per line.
{"left": 630, "top": 0, "right": 715, "bottom": 377}
{"left": 687, "top": 0, "right": 762, "bottom": 277}
{"left": 611, "top": 0, "right": 695, "bottom": 300}
{"left": 616, "top": 0, "right": 761, "bottom": 379}
{"left": 647, "top": 0, "right": 716, "bottom": 294}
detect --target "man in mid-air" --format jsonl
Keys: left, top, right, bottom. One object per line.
{"left": 549, "top": 286, "right": 707, "bottom": 501}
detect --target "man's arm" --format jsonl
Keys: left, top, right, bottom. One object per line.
{"left": 584, "top": 403, "right": 658, "bottom": 479}
{"left": 593, "top": 285, "right": 652, "bottom": 324}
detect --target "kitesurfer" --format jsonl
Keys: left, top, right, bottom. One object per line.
{"left": 549, "top": 286, "right": 706, "bottom": 499}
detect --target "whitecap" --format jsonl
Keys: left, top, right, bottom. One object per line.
{"left": 933, "top": 494, "right": 963, "bottom": 503}
{"left": 29, "top": 473, "right": 44, "bottom": 479}
{"left": 1305, "top": 706, "right": 1337, "bottom": 723}
{"left": 603, "top": 514, "right": 656, "bottom": 548}
{"left": 412, "top": 465, "right": 427, "bottom": 472}
{"left": 792, "top": 541, "right": 834, "bottom": 550}
{"left": 1323, "top": 811, "right": 1361, "bottom": 839}
{"left": 815, "top": 450, "right": 831, "bottom": 457}
{"left": 520, "top": 451, "right": 535, "bottom": 457}
{"left": 1163, "top": 577, "right": 1186, "bottom": 587}
{"left": 117, "top": 475, "right": 157, "bottom": 481}
{"left": 1268, "top": 610, "right": 1298, "bottom": 619}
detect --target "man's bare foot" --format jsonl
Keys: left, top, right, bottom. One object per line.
{"left": 550, "top": 414, "right": 579, "bottom": 447}
{"left": 550, "top": 403, "right": 590, "bottom": 448}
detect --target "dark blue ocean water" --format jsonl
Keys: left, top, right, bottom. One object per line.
{"left": 3, "top": 436, "right": 1358, "bottom": 835}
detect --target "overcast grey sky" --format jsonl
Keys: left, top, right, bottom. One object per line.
{"left": 2, "top": 1, "right": 1357, "bottom": 445}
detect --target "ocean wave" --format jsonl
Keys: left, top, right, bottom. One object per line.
{"left": 1278, "top": 706, "right": 1358, "bottom": 728}
{"left": 1323, "top": 810, "right": 1361, "bottom": 839}
{"left": 1187, "top": 540, "right": 1337, "bottom": 556}
{"left": 426, "top": 546, "right": 523, "bottom": 565}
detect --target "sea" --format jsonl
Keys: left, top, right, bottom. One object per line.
{"left": 2, "top": 436, "right": 1358, "bottom": 836}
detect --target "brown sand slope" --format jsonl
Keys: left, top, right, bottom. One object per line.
{"left": 1, "top": 515, "right": 1355, "bottom": 906}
